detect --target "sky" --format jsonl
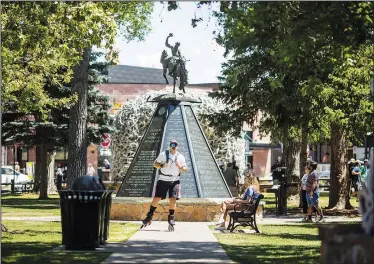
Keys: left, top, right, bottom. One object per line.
{"left": 114, "top": 2, "right": 226, "bottom": 84}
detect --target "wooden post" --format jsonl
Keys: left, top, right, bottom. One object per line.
{"left": 11, "top": 179, "right": 15, "bottom": 193}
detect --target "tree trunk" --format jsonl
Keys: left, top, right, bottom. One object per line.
{"left": 33, "top": 145, "right": 42, "bottom": 193}
{"left": 299, "top": 121, "right": 308, "bottom": 207}
{"left": 299, "top": 121, "right": 308, "bottom": 178}
{"left": 283, "top": 139, "right": 299, "bottom": 182}
{"left": 67, "top": 47, "right": 91, "bottom": 189}
{"left": 328, "top": 123, "right": 351, "bottom": 209}
{"left": 47, "top": 151, "right": 57, "bottom": 194}
{"left": 38, "top": 144, "right": 49, "bottom": 199}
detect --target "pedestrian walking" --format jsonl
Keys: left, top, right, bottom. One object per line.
{"left": 305, "top": 162, "right": 325, "bottom": 223}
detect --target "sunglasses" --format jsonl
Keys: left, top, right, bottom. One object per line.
{"left": 170, "top": 143, "right": 177, "bottom": 148}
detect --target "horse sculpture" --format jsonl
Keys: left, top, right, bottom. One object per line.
{"left": 160, "top": 50, "right": 188, "bottom": 93}
{"left": 160, "top": 33, "right": 189, "bottom": 93}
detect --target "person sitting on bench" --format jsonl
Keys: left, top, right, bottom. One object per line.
{"left": 216, "top": 175, "right": 260, "bottom": 229}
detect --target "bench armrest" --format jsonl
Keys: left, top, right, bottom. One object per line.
{"left": 233, "top": 202, "right": 252, "bottom": 212}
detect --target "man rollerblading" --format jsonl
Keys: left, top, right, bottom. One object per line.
{"left": 141, "top": 140, "right": 188, "bottom": 231}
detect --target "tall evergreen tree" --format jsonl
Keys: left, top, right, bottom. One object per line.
{"left": 1, "top": 52, "right": 113, "bottom": 199}
{"left": 2, "top": 2, "right": 153, "bottom": 188}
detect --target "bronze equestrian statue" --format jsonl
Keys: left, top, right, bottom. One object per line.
{"left": 160, "top": 33, "right": 188, "bottom": 93}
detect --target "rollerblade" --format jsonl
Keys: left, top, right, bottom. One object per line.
{"left": 168, "top": 215, "right": 175, "bottom": 232}
{"left": 140, "top": 213, "right": 153, "bottom": 229}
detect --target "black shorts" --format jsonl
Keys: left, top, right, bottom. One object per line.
{"left": 154, "top": 180, "right": 181, "bottom": 200}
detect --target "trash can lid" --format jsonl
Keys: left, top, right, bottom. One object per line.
{"left": 71, "top": 176, "right": 106, "bottom": 191}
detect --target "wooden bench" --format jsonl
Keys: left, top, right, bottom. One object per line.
{"left": 227, "top": 193, "right": 264, "bottom": 233}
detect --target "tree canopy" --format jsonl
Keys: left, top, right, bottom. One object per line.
{"left": 2, "top": 1, "right": 152, "bottom": 116}
{"left": 194, "top": 1, "right": 374, "bottom": 208}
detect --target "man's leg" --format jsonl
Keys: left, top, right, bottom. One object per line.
{"left": 142, "top": 197, "right": 161, "bottom": 225}
{"left": 151, "top": 197, "right": 162, "bottom": 208}
{"left": 169, "top": 197, "right": 177, "bottom": 211}
{"left": 143, "top": 181, "right": 167, "bottom": 225}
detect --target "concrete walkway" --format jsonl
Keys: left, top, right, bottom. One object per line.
{"left": 100, "top": 221, "right": 234, "bottom": 264}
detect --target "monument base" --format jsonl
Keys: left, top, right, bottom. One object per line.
{"left": 110, "top": 197, "right": 264, "bottom": 222}
{"left": 111, "top": 197, "right": 225, "bottom": 222}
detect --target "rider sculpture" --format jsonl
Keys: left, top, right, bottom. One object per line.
{"left": 160, "top": 33, "right": 188, "bottom": 93}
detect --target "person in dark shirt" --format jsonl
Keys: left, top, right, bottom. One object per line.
{"left": 223, "top": 163, "right": 239, "bottom": 197}
{"left": 271, "top": 156, "right": 285, "bottom": 183}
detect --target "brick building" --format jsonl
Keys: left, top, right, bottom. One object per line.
{"left": 3, "top": 65, "right": 278, "bottom": 177}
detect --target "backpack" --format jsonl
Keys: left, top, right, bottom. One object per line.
{"left": 165, "top": 149, "right": 179, "bottom": 163}
{"left": 164, "top": 150, "right": 180, "bottom": 176}
{"left": 165, "top": 149, "right": 170, "bottom": 163}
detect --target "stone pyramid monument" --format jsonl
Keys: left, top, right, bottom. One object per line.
{"left": 117, "top": 93, "right": 232, "bottom": 198}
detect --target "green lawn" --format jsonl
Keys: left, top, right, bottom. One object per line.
{"left": 1, "top": 220, "right": 140, "bottom": 264}
{"left": 1, "top": 193, "right": 61, "bottom": 217}
{"left": 262, "top": 192, "right": 359, "bottom": 214}
{"left": 212, "top": 224, "right": 321, "bottom": 264}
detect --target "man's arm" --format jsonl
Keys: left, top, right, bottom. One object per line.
{"left": 176, "top": 155, "right": 187, "bottom": 172}
{"left": 154, "top": 152, "right": 167, "bottom": 169}
{"left": 153, "top": 161, "right": 166, "bottom": 169}
{"left": 165, "top": 34, "right": 173, "bottom": 49}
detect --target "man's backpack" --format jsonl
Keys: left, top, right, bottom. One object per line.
{"left": 165, "top": 149, "right": 179, "bottom": 162}
{"left": 166, "top": 149, "right": 170, "bottom": 163}
{"left": 164, "top": 150, "right": 180, "bottom": 176}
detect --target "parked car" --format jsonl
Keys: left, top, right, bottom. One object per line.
{"left": 319, "top": 170, "right": 330, "bottom": 180}
{"left": 1, "top": 166, "right": 30, "bottom": 184}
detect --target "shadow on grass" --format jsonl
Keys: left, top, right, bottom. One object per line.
{"left": 216, "top": 224, "right": 321, "bottom": 264}
{"left": 1, "top": 241, "right": 60, "bottom": 264}
{"left": 1, "top": 194, "right": 60, "bottom": 211}
{"left": 2, "top": 241, "right": 110, "bottom": 264}
{"left": 221, "top": 244, "right": 319, "bottom": 264}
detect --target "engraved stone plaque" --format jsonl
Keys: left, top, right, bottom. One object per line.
{"left": 184, "top": 106, "right": 231, "bottom": 198}
{"left": 117, "top": 106, "right": 166, "bottom": 197}
{"left": 117, "top": 99, "right": 231, "bottom": 198}
{"left": 159, "top": 105, "right": 198, "bottom": 197}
